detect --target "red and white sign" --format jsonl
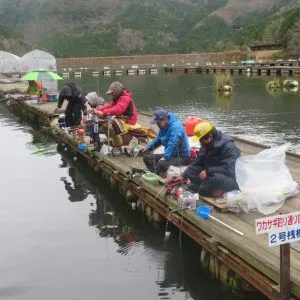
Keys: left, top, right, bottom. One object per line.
{"left": 255, "top": 211, "right": 300, "bottom": 235}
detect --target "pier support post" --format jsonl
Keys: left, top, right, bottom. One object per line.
{"left": 280, "top": 243, "right": 290, "bottom": 300}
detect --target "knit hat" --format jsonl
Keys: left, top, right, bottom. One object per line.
{"left": 106, "top": 81, "right": 124, "bottom": 95}
{"left": 85, "top": 92, "right": 105, "bottom": 107}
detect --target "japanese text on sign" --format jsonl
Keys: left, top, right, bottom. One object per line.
{"left": 255, "top": 211, "right": 300, "bottom": 235}
{"left": 268, "top": 225, "right": 300, "bottom": 247}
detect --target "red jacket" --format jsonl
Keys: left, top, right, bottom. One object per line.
{"left": 97, "top": 90, "right": 137, "bottom": 125}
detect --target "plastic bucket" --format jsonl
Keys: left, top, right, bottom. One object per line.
{"left": 196, "top": 206, "right": 211, "bottom": 219}
{"left": 142, "top": 172, "right": 159, "bottom": 186}
{"left": 184, "top": 117, "right": 203, "bottom": 136}
{"left": 78, "top": 144, "right": 88, "bottom": 151}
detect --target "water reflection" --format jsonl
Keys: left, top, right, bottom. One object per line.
{"left": 26, "top": 128, "right": 58, "bottom": 156}
{"left": 58, "top": 156, "right": 90, "bottom": 202}
{"left": 54, "top": 144, "right": 261, "bottom": 300}
{"left": 0, "top": 103, "right": 265, "bottom": 300}
{"left": 215, "top": 91, "right": 233, "bottom": 109}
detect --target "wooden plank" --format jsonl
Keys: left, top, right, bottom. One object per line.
{"left": 198, "top": 195, "right": 228, "bottom": 212}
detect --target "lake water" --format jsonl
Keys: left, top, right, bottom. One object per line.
{"left": 71, "top": 74, "right": 300, "bottom": 153}
{"left": 1, "top": 73, "right": 299, "bottom": 300}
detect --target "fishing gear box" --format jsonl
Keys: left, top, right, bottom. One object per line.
{"left": 178, "top": 191, "right": 199, "bottom": 209}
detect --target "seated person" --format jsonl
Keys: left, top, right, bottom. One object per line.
{"left": 176, "top": 121, "right": 240, "bottom": 197}
{"left": 142, "top": 108, "right": 191, "bottom": 178}
{"left": 25, "top": 80, "right": 42, "bottom": 96}
{"left": 85, "top": 92, "right": 105, "bottom": 110}
{"left": 93, "top": 81, "right": 137, "bottom": 147}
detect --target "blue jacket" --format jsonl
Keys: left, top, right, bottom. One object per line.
{"left": 182, "top": 130, "right": 240, "bottom": 179}
{"left": 146, "top": 113, "right": 190, "bottom": 160}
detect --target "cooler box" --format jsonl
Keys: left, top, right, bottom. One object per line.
{"left": 184, "top": 117, "right": 203, "bottom": 136}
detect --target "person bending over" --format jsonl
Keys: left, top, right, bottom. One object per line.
{"left": 55, "top": 83, "right": 87, "bottom": 127}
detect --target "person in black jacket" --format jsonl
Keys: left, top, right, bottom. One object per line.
{"left": 54, "top": 83, "right": 87, "bottom": 127}
{"left": 176, "top": 121, "right": 241, "bottom": 197}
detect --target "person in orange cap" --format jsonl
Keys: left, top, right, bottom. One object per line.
{"left": 175, "top": 121, "right": 241, "bottom": 197}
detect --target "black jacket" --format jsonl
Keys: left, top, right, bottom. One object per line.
{"left": 182, "top": 130, "right": 241, "bottom": 179}
{"left": 57, "top": 83, "right": 86, "bottom": 109}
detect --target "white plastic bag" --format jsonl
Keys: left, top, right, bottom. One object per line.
{"left": 166, "top": 165, "right": 188, "bottom": 180}
{"left": 223, "top": 190, "right": 248, "bottom": 213}
{"left": 100, "top": 144, "right": 110, "bottom": 156}
{"left": 235, "top": 143, "right": 298, "bottom": 215}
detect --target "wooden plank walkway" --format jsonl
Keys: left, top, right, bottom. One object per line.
{"left": 15, "top": 101, "right": 300, "bottom": 298}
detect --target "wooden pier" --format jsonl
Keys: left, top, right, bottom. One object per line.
{"left": 164, "top": 63, "right": 300, "bottom": 77}
{"left": 7, "top": 98, "right": 300, "bottom": 299}
{"left": 55, "top": 60, "right": 300, "bottom": 78}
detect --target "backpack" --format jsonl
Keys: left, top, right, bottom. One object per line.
{"left": 64, "top": 83, "right": 86, "bottom": 100}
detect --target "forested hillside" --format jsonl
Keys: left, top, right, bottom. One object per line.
{"left": 0, "top": 23, "right": 31, "bottom": 54}
{"left": 0, "top": 0, "right": 299, "bottom": 57}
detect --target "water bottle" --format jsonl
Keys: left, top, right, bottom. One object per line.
{"left": 58, "top": 114, "right": 66, "bottom": 129}
{"left": 93, "top": 115, "right": 100, "bottom": 151}
{"left": 93, "top": 115, "right": 99, "bottom": 134}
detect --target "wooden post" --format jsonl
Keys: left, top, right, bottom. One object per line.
{"left": 280, "top": 243, "right": 290, "bottom": 300}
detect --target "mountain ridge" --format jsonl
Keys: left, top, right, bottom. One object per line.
{"left": 0, "top": 0, "right": 299, "bottom": 57}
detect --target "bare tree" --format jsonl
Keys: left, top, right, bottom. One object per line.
{"left": 117, "top": 28, "right": 146, "bottom": 53}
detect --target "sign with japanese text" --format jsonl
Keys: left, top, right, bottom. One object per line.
{"left": 255, "top": 211, "right": 300, "bottom": 247}
{"left": 255, "top": 212, "right": 300, "bottom": 235}
{"left": 268, "top": 225, "right": 300, "bottom": 247}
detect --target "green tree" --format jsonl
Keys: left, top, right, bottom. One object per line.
{"left": 287, "top": 20, "right": 300, "bottom": 57}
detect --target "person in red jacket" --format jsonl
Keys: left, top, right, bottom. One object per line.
{"left": 94, "top": 81, "right": 137, "bottom": 125}
{"left": 93, "top": 82, "right": 138, "bottom": 147}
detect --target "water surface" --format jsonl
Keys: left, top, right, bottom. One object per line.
{"left": 0, "top": 105, "right": 259, "bottom": 299}
{"left": 70, "top": 74, "right": 300, "bottom": 152}
{"left": 2, "top": 72, "right": 296, "bottom": 299}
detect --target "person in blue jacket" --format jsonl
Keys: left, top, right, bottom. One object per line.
{"left": 142, "top": 108, "right": 191, "bottom": 177}
{"left": 175, "top": 121, "right": 241, "bottom": 197}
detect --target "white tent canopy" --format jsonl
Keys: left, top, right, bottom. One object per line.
{"left": 0, "top": 51, "right": 21, "bottom": 73}
{"left": 21, "top": 49, "right": 57, "bottom": 72}
{"left": 20, "top": 49, "right": 58, "bottom": 92}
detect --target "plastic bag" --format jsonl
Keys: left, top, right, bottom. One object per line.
{"left": 235, "top": 143, "right": 298, "bottom": 215}
{"left": 222, "top": 190, "right": 248, "bottom": 213}
{"left": 100, "top": 144, "right": 110, "bottom": 156}
{"left": 166, "top": 165, "right": 188, "bottom": 180}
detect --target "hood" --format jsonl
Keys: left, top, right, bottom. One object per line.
{"left": 160, "top": 113, "right": 178, "bottom": 131}
{"left": 168, "top": 113, "right": 178, "bottom": 125}
{"left": 113, "top": 89, "right": 131, "bottom": 102}
{"left": 213, "top": 130, "right": 233, "bottom": 148}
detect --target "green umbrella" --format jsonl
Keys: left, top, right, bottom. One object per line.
{"left": 21, "top": 70, "right": 63, "bottom": 81}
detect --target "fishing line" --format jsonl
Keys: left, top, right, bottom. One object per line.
{"left": 176, "top": 140, "right": 185, "bottom": 251}
{"left": 155, "top": 210, "right": 172, "bottom": 300}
